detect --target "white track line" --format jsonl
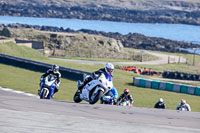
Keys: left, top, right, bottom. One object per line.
{"left": 0, "top": 86, "right": 39, "bottom": 99}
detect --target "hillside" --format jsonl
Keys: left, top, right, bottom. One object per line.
{"left": 0, "top": 41, "right": 47, "bottom": 60}
{"left": 0, "top": 0, "right": 200, "bottom": 25}
{"left": 1, "top": 27, "right": 156, "bottom": 61}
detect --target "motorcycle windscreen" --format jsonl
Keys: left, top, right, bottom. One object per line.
{"left": 99, "top": 73, "right": 113, "bottom": 90}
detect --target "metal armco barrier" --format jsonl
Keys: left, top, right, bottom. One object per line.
{"left": 0, "top": 54, "right": 91, "bottom": 81}
{"left": 133, "top": 77, "right": 200, "bottom": 96}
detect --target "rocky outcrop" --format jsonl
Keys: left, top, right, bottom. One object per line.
{"left": 1, "top": 25, "right": 125, "bottom": 58}
{"left": 2, "top": 23, "right": 200, "bottom": 54}
{"left": 0, "top": 0, "right": 200, "bottom": 25}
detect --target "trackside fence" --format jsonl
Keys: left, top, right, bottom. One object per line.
{"left": 0, "top": 54, "right": 91, "bottom": 81}
{"left": 133, "top": 77, "right": 200, "bottom": 96}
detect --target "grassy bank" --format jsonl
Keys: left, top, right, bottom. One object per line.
{"left": 0, "top": 42, "right": 48, "bottom": 60}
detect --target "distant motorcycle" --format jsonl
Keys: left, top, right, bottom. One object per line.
{"left": 178, "top": 106, "right": 188, "bottom": 111}
{"left": 119, "top": 98, "right": 130, "bottom": 106}
{"left": 74, "top": 72, "right": 113, "bottom": 104}
{"left": 39, "top": 74, "right": 56, "bottom": 99}
{"left": 100, "top": 95, "right": 116, "bottom": 105}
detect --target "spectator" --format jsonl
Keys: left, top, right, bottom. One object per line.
{"left": 134, "top": 66, "right": 138, "bottom": 73}
{"left": 142, "top": 67, "right": 147, "bottom": 75}
{"left": 148, "top": 68, "right": 152, "bottom": 75}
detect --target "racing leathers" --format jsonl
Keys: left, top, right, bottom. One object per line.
{"left": 154, "top": 102, "right": 166, "bottom": 109}
{"left": 78, "top": 68, "right": 112, "bottom": 91}
{"left": 117, "top": 94, "right": 134, "bottom": 106}
{"left": 176, "top": 103, "right": 191, "bottom": 111}
{"left": 40, "top": 69, "right": 61, "bottom": 94}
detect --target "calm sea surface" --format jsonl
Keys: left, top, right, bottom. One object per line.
{"left": 0, "top": 15, "right": 200, "bottom": 53}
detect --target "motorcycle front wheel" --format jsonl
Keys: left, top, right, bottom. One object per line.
{"left": 73, "top": 90, "right": 82, "bottom": 103}
{"left": 89, "top": 90, "right": 103, "bottom": 104}
{"left": 40, "top": 88, "right": 48, "bottom": 99}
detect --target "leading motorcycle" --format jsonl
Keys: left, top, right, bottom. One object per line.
{"left": 73, "top": 72, "right": 113, "bottom": 104}
{"left": 39, "top": 74, "right": 56, "bottom": 99}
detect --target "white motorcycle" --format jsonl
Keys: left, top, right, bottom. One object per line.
{"left": 73, "top": 73, "right": 113, "bottom": 104}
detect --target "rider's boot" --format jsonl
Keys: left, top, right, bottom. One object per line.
{"left": 77, "top": 80, "right": 83, "bottom": 93}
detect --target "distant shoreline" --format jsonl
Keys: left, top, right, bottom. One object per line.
{"left": 0, "top": 0, "right": 200, "bottom": 26}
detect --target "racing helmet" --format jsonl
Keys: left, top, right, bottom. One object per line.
{"left": 52, "top": 64, "right": 59, "bottom": 73}
{"left": 158, "top": 98, "right": 163, "bottom": 103}
{"left": 181, "top": 99, "right": 186, "bottom": 105}
{"left": 124, "top": 88, "right": 129, "bottom": 95}
{"left": 105, "top": 63, "right": 114, "bottom": 75}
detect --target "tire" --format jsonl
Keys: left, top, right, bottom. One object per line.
{"left": 40, "top": 88, "right": 48, "bottom": 99}
{"left": 73, "top": 90, "right": 82, "bottom": 103}
{"left": 89, "top": 90, "right": 103, "bottom": 104}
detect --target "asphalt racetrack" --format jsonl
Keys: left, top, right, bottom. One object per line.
{"left": 0, "top": 88, "right": 200, "bottom": 133}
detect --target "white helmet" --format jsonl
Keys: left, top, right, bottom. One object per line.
{"left": 105, "top": 63, "right": 114, "bottom": 75}
{"left": 158, "top": 98, "right": 163, "bottom": 103}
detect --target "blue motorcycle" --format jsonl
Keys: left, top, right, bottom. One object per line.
{"left": 39, "top": 75, "right": 56, "bottom": 99}
{"left": 100, "top": 95, "right": 116, "bottom": 105}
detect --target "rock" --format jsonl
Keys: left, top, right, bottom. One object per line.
{"left": 0, "top": 27, "right": 11, "bottom": 37}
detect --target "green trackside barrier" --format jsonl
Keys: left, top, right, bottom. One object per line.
{"left": 180, "top": 85, "right": 190, "bottom": 94}
{"left": 151, "top": 80, "right": 160, "bottom": 89}
{"left": 195, "top": 87, "right": 200, "bottom": 96}
{"left": 133, "top": 77, "right": 200, "bottom": 96}
{"left": 166, "top": 82, "right": 174, "bottom": 91}
{"left": 139, "top": 78, "right": 146, "bottom": 88}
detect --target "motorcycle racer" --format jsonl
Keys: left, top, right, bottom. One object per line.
{"left": 116, "top": 88, "right": 134, "bottom": 106}
{"left": 78, "top": 63, "right": 114, "bottom": 92}
{"left": 39, "top": 64, "right": 61, "bottom": 96}
{"left": 154, "top": 98, "right": 166, "bottom": 109}
{"left": 176, "top": 99, "right": 191, "bottom": 111}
